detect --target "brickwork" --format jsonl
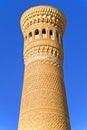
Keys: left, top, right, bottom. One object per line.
{"left": 18, "top": 5, "right": 71, "bottom": 130}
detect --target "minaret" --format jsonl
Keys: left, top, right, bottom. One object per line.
{"left": 18, "top": 5, "right": 71, "bottom": 130}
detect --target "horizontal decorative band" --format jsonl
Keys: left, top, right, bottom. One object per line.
{"left": 25, "top": 55, "right": 62, "bottom": 67}
{"left": 20, "top": 6, "right": 66, "bottom": 36}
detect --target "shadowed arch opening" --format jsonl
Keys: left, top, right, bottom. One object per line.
{"left": 42, "top": 29, "right": 46, "bottom": 34}
{"left": 35, "top": 29, "right": 39, "bottom": 35}
{"left": 49, "top": 30, "right": 53, "bottom": 36}
{"left": 29, "top": 32, "right": 32, "bottom": 37}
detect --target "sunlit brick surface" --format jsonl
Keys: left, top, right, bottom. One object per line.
{"left": 18, "top": 5, "right": 71, "bottom": 130}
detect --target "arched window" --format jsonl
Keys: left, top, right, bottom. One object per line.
{"left": 42, "top": 29, "right": 46, "bottom": 34}
{"left": 56, "top": 31, "right": 58, "bottom": 38}
{"left": 49, "top": 30, "right": 53, "bottom": 36}
{"left": 29, "top": 32, "right": 32, "bottom": 37}
{"left": 35, "top": 29, "right": 39, "bottom": 35}
{"left": 25, "top": 36, "right": 27, "bottom": 40}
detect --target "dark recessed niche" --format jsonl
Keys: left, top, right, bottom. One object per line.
{"left": 42, "top": 29, "right": 46, "bottom": 34}
{"left": 35, "top": 29, "right": 39, "bottom": 35}
{"left": 50, "top": 30, "right": 53, "bottom": 36}
{"left": 25, "top": 36, "right": 27, "bottom": 40}
{"left": 29, "top": 32, "right": 32, "bottom": 37}
{"left": 56, "top": 31, "right": 58, "bottom": 38}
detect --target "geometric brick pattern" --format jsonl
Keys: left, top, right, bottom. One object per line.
{"left": 20, "top": 6, "right": 66, "bottom": 37}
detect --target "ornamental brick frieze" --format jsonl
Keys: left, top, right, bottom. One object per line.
{"left": 24, "top": 45, "right": 63, "bottom": 63}
{"left": 20, "top": 6, "right": 66, "bottom": 37}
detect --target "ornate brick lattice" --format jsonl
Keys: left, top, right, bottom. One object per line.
{"left": 18, "top": 5, "right": 71, "bottom": 130}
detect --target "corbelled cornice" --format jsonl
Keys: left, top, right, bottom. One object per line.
{"left": 20, "top": 6, "right": 66, "bottom": 36}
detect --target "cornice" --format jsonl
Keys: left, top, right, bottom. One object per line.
{"left": 20, "top": 5, "right": 66, "bottom": 36}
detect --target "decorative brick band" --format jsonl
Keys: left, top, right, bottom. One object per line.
{"left": 24, "top": 45, "right": 63, "bottom": 63}
{"left": 20, "top": 6, "right": 66, "bottom": 36}
{"left": 25, "top": 55, "right": 62, "bottom": 67}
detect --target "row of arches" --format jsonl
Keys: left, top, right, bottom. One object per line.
{"left": 29, "top": 29, "right": 53, "bottom": 37}
{"left": 25, "top": 28, "right": 62, "bottom": 42}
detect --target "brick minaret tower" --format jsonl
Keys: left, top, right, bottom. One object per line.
{"left": 18, "top": 5, "right": 71, "bottom": 130}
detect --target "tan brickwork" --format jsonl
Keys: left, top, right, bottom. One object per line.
{"left": 18, "top": 5, "right": 71, "bottom": 130}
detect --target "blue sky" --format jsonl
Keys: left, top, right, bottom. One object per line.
{"left": 0, "top": 0, "right": 87, "bottom": 130}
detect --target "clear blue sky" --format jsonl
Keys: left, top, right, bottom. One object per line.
{"left": 0, "top": 0, "right": 87, "bottom": 130}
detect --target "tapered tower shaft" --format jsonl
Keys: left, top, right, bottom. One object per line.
{"left": 18, "top": 6, "right": 71, "bottom": 130}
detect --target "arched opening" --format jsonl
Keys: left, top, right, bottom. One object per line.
{"left": 56, "top": 31, "right": 58, "bottom": 38}
{"left": 25, "top": 35, "right": 27, "bottom": 40}
{"left": 42, "top": 29, "right": 46, "bottom": 34}
{"left": 56, "top": 30, "right": 59, "bottom": 41}
{"left": 49, "top": 30, "right": 53, "bottom": 36}
{"left": 35, "top": 29, "right": 39, "bottom": 35}
{"left": 29, "top": 32, "right": 32, "bottom": 37}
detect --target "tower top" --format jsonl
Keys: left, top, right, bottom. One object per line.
{"left": 20, "top": 5, "right": 66, "bottom": 37}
